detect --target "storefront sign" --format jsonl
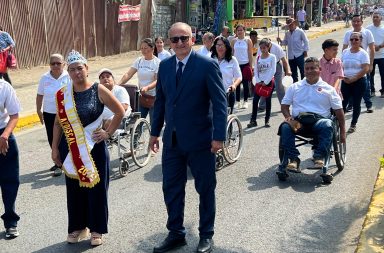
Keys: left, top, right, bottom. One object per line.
{"left": 118, "top": 4, "right": 141, "bottom": 23}
{"left": 230, "top": 17, "right": 273, "bottom": 29}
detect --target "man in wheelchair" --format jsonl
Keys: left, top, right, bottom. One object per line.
{"left": 277, "top": 57, "right": 346, "bottom": 179}
{"left": 98, "top": 68, "right": 131, "bottom": 129}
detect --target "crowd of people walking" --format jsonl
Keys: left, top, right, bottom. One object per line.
{"left": 1, "top": 10, "right": 384, "bottom": 253}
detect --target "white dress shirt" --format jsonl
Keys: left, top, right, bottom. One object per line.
{"left": 281, "top": 27, "right": 309, "bottom": 59}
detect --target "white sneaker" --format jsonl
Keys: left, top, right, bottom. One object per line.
{"left": 242, "top": 101, "right": 248, "bottom": 109}
{"left": 236, "top": 102, "right": 242, "bottom": 109}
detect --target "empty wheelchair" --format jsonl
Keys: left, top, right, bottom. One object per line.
{"left": 277, "top": 114, "right": 346, "bottom": 184}
{"left": 107, "top": 84, "right": 151, "bottom": 176}
{"left": 216, "top": 92, "right": 244, "bottom": 170}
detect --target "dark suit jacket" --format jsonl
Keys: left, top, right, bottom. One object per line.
{"left": 151, "top": 50, "right": 227, "bottom": 152}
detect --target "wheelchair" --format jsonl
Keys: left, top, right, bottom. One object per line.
{"left": 107, "top": 84, "right": 151, "bottom": 177}
{"left": 216, "top": 92, "right": 244, "bottom": 170}
{"left": 277, "top": 114, "right": 346, "bottom": 184}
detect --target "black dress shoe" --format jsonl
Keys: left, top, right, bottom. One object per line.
{"left": 153, "top": 237, "right": 187, "bottom": 253}
{"left": 197, "top": 238, "right": 213, "bottom": 253}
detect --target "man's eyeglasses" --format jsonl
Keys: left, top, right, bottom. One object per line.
{"left": 350, "top": 38, "right": 360, "bottom": 42}
{"left": 50, "top": 62, "right": 62, "bottom": 66}
{"left": 170, "top": 36, "right": 190, "bottom": 43}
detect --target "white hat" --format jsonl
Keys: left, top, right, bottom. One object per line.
{"left": 98, "top": 68, "right": 114, "bottom": 79}
{"left": 66, "top": 50, "right": 87, "bottom": 65}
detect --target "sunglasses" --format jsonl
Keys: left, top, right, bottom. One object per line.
{"left": 170, "top": 36, "right": 190, "bottom": 43}
{"left": 50, "top": 62, "right": 62, "bottom": 66}
{"left": 350, "top": 38, "right": 360, "bottom": 42}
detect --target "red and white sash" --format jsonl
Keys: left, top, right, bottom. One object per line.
{"left": 56, "top": 83, "right": 103, "bottom": 188}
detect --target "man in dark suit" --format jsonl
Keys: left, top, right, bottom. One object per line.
{"left": 150, "top": 22, "right": 227, "bottom": 253}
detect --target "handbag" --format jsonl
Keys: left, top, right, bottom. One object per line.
{"left": 139, "top": 93, "right": 155, "bottom": 108}
{"left": 6, "top": 51, "right": 17, "bottom": 69}
{"left": 254, "top": 56, "right": 274, "bottom": 97}
{"left": 0, "top": 51, "right": 7, "bottom": 73}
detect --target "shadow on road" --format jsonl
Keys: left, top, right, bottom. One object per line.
{"left": 31, "top": 240, "right": 92, "bottom": 253}
{"left": 278, "top": 202, "right": 365, "bottom": 253}
{"left": 246, "top": 161, "right": 345, "bottom": 193}
{"left": 19, "top": 169, "right": 65, "bottom": 189}
{"left": 132, "top": 224, "right": 256, "bottom": 253}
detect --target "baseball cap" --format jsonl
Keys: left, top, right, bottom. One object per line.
{"left": 98, "top": 68, "right": 114, "bottom": 79}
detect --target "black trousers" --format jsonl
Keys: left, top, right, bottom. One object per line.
{"left": 0, "top": 72, "right": 12, "bottom": 85}
{"left": 43, "top": 112, "right": 56, "bottom": 147}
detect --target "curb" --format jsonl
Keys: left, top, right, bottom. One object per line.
{"left": 356, "top": 158, "right": 384, "bottom": 253}
{"left": 13, "top": 22, "right": 347, "bottom": 133}
{"left": 14, "top": 113, "right": 41, "bottom": 133}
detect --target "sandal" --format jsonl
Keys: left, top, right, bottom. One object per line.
{"left": 91, "top": 232, "right": 103, "bottom": 246}
{"left": 67, "top": 228, "right": 89, "bottom": 243}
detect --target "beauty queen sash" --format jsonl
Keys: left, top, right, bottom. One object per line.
{"left": 56, "top": 83, "right": 103, "bottom": 188}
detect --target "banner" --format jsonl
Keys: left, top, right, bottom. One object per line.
{"left": 118, "top": 4, "right": 141, "bottom": 23}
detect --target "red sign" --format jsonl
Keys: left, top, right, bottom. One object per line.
{"left": 118, "top": 4, "right": 141, "bottom": 23}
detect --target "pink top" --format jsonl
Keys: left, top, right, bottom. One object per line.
{"left": 319, "top": 56, "right": 344, "bottom": 89}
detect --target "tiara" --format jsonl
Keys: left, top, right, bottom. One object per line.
{"left": 66, "top": 50, "right": 87, "bottom": 65}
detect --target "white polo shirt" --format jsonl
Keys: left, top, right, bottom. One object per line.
{"left": 102, "top": 85, "right": 131, "bottom": 119}
{"left": 196, "top": 46, "right": 212, "bottom": 58}
{"left": 282, "top": 78, "right": 342, "bottom": 118}
{"left": 37, "top": 70, "right": 70, "bottom": 114}
{"left": 214, "top": 56, "right": 242, "bottom": 90}
{"left": 366, "top": 24, "right": 384, "bottom": 59}
{"left": 0, "top": 80, "right": 21, "bottom": 129}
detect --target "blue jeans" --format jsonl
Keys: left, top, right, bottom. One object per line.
{"left": 278, "top": 118, "right": 334, "bottom": 171}
{"left": 0, "top": 130, "right": 20, "bottom": 229}
{"left": 288, "top": 54, "right": 305, "bottom": 83}
{"left": 363, "top": 74, "right": 372, "bottom": 108}
{"left": 370, "top": 58, "right": 384, "bottom": 93}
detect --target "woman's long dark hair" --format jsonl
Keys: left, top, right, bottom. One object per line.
{"left": 211, "top": 36, "right": 232, "bottom": 62}
{"left": 153, "top": 36, "right": 164, "bottom": 57}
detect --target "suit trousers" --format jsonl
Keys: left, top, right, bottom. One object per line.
{"left": 0, "top": 129, "right": 20, "bottom": 229}
{"left": 162, "top": 139, "right": 216, "bottom": 239}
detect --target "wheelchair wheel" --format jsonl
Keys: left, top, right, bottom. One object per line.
{"left": 119, "top": 159, "right": 129, "bottom": 177}
{"left": 215, "top": 153, "right": 224, "bottom": 171}
{"left": 223, "top": 115, "right": 243, "bottom": 164}
{"left": 333, "top": 119, "right": 346, "bottom": 171}
{"left": 130, "top": 118, "right": 151, "bottom": 168}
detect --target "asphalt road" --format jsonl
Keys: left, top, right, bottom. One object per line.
{"left": 1, "top": 25, "right": 384, "bottom": 253}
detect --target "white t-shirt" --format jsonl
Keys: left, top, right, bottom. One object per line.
{"left": 257, "top": 42, "right": 285, "bottom": 61}
{"left": 157, "top": 50, "right": 172, "bottom": 61}
{"left": 102, "top": 85, "right": 131, "bottom": 119}
{"left": 282, "top": 78, "right": 342, "bottom": 118}
{"left": 341, "top": 49, "right": 370, "bottom": 78}
{"left": 254, "top": 54, "right": 277, "bottom": 84}
{"left": 233, "top": 38, "right": 250, "bottom": 64}
{"left": 132, "top": 56, "right": 161, "bottom": 96}
{"left": 366, "top": 24, "right": 384, "bottom": 59}
{"left": 343, "top": 28, "right": 374, "bottom": 51}
{"left": 196, "top": 46, "right": 212, "bottom": 58}
{"left": 37, "top": 70, "right": 70, "bottom": 114}
{"left": 0, "top": 80, "right": 21, "bottom": 129}
{"left": 214, "top": 56, "right": 242, "bottom": 90}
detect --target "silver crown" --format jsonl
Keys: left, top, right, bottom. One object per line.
{"left": 66, "top": 50, "right": 87, "bottom": 65}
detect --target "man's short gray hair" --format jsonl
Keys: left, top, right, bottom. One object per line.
{"left": 168, "top": 22, "right": 192, "bottom": 38}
